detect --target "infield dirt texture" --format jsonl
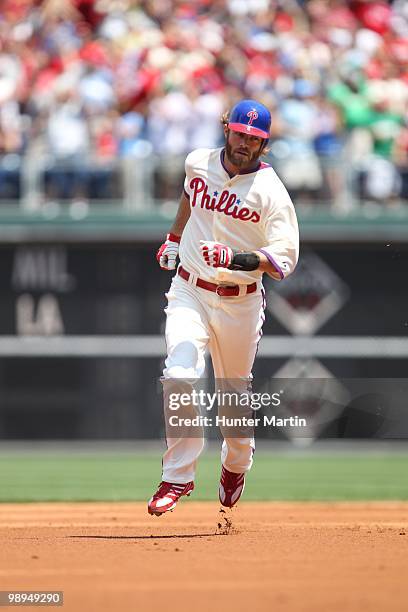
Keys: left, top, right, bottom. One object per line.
{"left": 1, "top": 501, "right": 408, "bottom": 612}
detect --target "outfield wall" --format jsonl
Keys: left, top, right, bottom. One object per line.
{"left": 0, "top": 239, "right": 406, "bottom": 439}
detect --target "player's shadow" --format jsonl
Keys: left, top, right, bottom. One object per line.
{"left": 68, "top": 533, "right": 220, "bottom": 540}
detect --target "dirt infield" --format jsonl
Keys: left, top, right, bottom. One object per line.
{"left": 1, "top": 502, "right": 408, "bottom": 612}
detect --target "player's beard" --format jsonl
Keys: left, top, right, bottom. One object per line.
{"left": 225, "top": 135, "right": 264, "bottom": 170}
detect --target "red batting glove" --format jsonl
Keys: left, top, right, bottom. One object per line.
{"left": 156, "top": 233, "right": 181, "bottom": 270}
{"left": 200, "top": 240, "right": 234, "bottom": 268}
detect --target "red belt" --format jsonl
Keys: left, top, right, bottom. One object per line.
{"left": 178, "top": 266, "right": 257, "bottom": 297}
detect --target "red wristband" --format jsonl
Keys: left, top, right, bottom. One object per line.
{"left": 167, "top": 233, "right": 181, "bottom": 243}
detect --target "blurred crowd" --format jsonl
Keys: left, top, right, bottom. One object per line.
{"left": 0, "top": 0, "right": 407, "bottom": 205}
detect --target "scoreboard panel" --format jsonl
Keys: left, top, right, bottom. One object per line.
{"left": 0, "top": 242, "right": 405, "bottom": 336}
{"left": 0, "top": 244, "right": 170, "bottom": 335}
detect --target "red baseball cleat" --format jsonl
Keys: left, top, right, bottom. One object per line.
{"left": 148, "top": 481, "right": 194, "bottom": 516}
{"left": 219, "top": 466, "right": 246, "bottom": 508}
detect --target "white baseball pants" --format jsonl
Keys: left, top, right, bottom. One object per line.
{"left": 161, "top": 272, "right": 265, "bottom": 484}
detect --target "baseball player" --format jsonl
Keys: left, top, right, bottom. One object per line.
{"left": 148, "top": 99, "right": 299, "bottom": 516}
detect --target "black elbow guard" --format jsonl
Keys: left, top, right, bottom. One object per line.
{"left": 229, "top": 251, "right": 260, "bottom": 271}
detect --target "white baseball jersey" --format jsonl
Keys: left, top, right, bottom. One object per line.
{"left": 181, "top": 147, "right": 299, "bottom": 285}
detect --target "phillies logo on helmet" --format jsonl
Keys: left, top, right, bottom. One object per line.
{"left": 247, "top": 110, "right": 259, "bottom": 125}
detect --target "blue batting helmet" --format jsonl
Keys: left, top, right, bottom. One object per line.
{"left": 228, "top": 99, "right": 271, "bottom": 139}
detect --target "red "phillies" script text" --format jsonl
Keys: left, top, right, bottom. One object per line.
{"left": 189, "top": 178, "right": 260, "bottom": 223}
